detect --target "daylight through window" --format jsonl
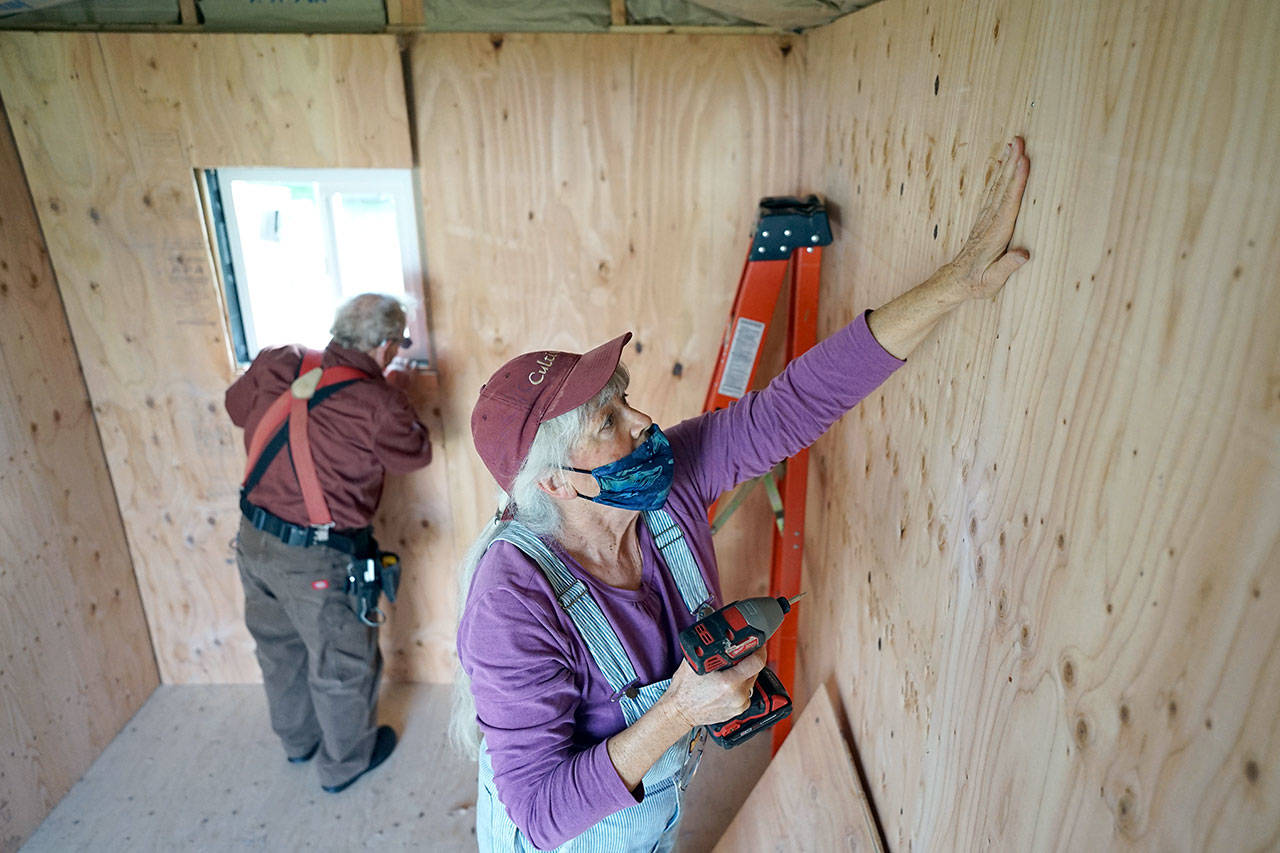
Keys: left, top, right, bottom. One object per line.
{"left": 204, "top": 168, "right": 427, "bottom": 365}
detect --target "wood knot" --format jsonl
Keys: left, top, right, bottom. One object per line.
{"left": 1074, "top": 715, "right": 1090, "bottom": 748}
{"left": 1116, "top": 788, "right": 1136, "bottom": 833}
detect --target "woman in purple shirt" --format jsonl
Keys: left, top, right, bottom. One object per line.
{"left": 456, "top": 138, "right": 1032, "bottom": 852}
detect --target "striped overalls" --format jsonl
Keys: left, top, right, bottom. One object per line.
{"left": 476, "top": 508, "right": 713, "bottom": 853}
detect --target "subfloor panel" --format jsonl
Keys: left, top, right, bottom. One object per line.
{"left": 21, "top": 683, "right": 769, "bottom": 851}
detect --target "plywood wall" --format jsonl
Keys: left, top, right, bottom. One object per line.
{"left": 796, "top": 0, "right": 1280, "bottom": 848}
{"left": 414, "top": 32, "right": 804, "bottom": 599}
{"left": 716, "top": 684, "right": 883, "bottom": 852}
{"left": 0, "top": 99, "right": 158, "bottom": 853}
{"left": 9, "top": 13, "right": 1273, "bottom": 846}
{"left": 0, "top": 33, "right": 443, "bottom": 683}
{"left": 0, "top": 31, "right": 802, "bottom": 688}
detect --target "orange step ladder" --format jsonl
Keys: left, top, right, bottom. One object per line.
{"left": 705, "top": 195, "right": 830, "bottom": 751}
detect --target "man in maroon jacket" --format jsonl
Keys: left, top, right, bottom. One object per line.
{"left": 226, "top": 293, "right": 432, "bottom": 793}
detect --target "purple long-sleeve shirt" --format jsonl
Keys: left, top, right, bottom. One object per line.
{"left": 457, "top": 313, "right": 903, "bottom": 849}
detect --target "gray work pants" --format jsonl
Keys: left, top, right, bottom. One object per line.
{"left": 235, "top": 517, "right": 381, "bottom": 787}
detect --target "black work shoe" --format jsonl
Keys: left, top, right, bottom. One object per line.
{"left": 287, "top": 742, "right": 320, "bottom": 764}
{"left": 321, "top": 725, "right": 397, "bottom": 794}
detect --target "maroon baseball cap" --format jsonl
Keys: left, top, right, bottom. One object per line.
{"left": 471, "top": 332, "right": 633, "bottom": 492}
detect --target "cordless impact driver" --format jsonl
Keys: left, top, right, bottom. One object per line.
{"left": 677, "top": 594, "right": 804, "bottom": 748}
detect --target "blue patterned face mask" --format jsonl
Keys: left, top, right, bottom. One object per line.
{"left": 567, "top": 425, "right": 675, "bottom": 511}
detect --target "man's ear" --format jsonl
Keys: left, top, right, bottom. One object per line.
{"left": 373, "top": 340, "right": 399, "bottom": 371}
{"left": 535, "top": 470, "right": 579, "bottom": 501}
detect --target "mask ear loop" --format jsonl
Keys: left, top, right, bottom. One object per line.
{"left": 558, "top": 465, "right": 594, "bottom": 501}
{"left": 559, "top": 426, "right": 595, "bottom": 497}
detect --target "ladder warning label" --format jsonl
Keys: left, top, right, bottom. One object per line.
{"left": 717, "top": 318, "right": 766, "bottom": 399}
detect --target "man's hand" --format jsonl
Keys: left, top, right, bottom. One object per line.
{"left": 384, "top": 358, "right": 414, "bottom": 392}
{"left": 384, "top": 359, "right": 437, "bottom": 415}
{"left": 950, "top": 136, "right": 1031, "bottom": 300}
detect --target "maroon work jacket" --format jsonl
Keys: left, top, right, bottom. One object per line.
{"left": 226, "top": 340, "right": 432, "bottom": 529}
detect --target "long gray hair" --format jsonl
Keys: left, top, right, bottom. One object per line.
{"left": 449, "top": 364, "right": 630, "bottom": 757}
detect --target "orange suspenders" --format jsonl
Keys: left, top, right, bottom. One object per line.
{"left": 241, "top": 350, "right": 369, "bottom": 533}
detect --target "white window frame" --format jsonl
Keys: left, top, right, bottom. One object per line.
{"left": 212, "top": 167, "right": 427, "bottom": 364}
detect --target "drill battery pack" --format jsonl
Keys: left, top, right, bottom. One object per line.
{"left": 708, "top": 666, "right": 793, "bottom": 748}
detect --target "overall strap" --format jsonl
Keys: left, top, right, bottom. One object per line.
{"left": 492, "top": 522, "right": 641, "bottom": 698}
{"left": 643, "top": 508, "right": 714, "bottom": 616}
{"left": 490, "top": 519, "right": 701, "bottom": 782}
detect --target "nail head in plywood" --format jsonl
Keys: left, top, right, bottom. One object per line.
{"left": 714, "top": 686, "right": 883, "bottom": 852}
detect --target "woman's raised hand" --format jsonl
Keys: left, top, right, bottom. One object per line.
{"left": 950, "top": 136, "right": 1032, "bottom": 299}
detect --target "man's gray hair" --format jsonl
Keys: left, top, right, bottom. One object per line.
{"left": 330, "top": 293, "right": 409, "bottom": 352}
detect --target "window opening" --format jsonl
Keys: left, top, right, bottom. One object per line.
{"left": 204, "top": 167, "right": 429, "bottom": 367}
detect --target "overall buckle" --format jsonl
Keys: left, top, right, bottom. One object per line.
{"left": 678, "top": 727, "right": 708, "bottom": 790}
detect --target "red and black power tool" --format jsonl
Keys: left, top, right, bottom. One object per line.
{"left": 678, "top": 594, "right": 804, "bottom": 748}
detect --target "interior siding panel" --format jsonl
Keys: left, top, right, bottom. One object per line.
{"left": 0, "top": 33, "right": 419, "bottom": 684}
{"left": 413, "top": 32, "right": 806, "bottom": 606}
{"left": 0, "top": 97, "right": 158, "bottom": 853}
{"left": 794, "top": 0, "right": 1280, "bottom": 847}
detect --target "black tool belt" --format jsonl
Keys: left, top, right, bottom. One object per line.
{"left": 240, "top": 495, "right": 373, "bottom": 556}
